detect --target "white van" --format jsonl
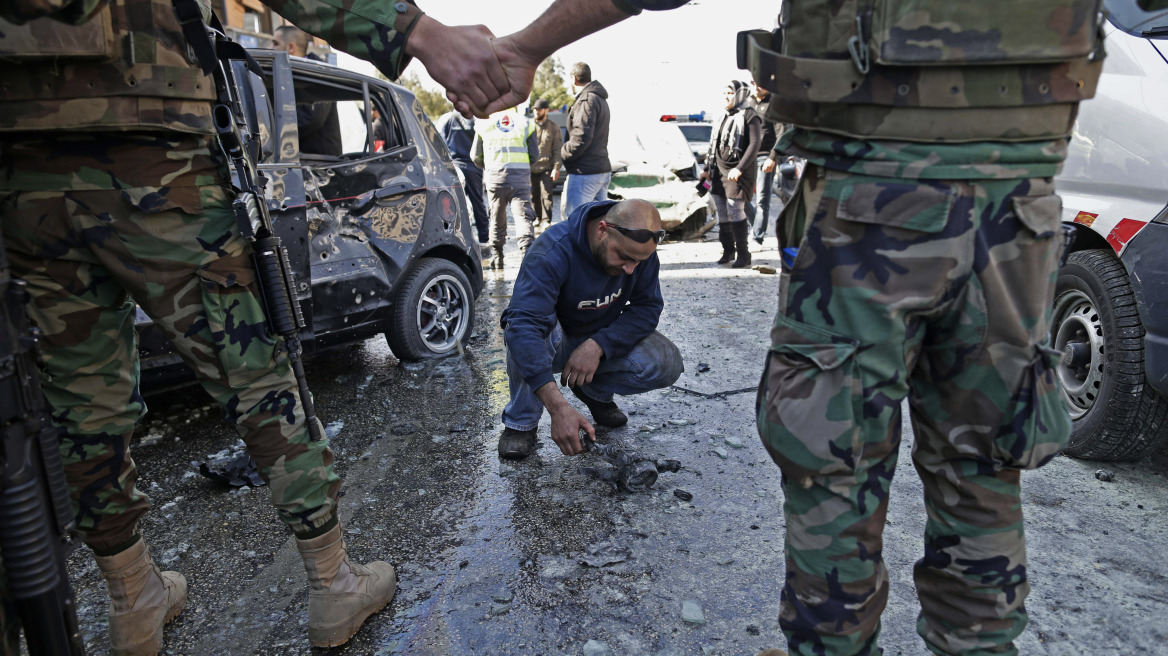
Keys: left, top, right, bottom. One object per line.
{"left": 1054, "top": 0, "right": 1168, "bottom": 460}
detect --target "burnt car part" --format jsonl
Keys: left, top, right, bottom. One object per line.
{"left": 135, "top": 52, "right": 483, "bottom": 393}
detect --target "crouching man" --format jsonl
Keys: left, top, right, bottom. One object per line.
{"left": 498, "top": 199, "right": 684, "bottom": 459}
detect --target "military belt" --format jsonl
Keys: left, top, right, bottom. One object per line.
{"left": 737, "top": 29, "right": 1102, "bottom": 109}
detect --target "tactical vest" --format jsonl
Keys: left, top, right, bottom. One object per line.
{"left": 0, "top": 0, "right": 217, "bottom": 134}
{"left": 739, "top": 0, "right": 1105, "bottom": 142}
{"left": 478, "top": 112, "right": 535, "bottom": 172}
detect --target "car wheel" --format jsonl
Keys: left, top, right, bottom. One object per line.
{"left": 385, "top": 257, "right": 475, "bottom": 361}
{"left": 1052, "top": 249, "right": 1168, "bottom": 460}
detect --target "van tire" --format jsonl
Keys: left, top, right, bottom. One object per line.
{"left": 385, "top": 258, "right": 475, "bottom": 361}
{"left": 1052, "top": 249, "right": 1168, "bottom": 461}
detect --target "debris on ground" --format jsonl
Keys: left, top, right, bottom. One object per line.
{"left": 753, "top": 265, "right": 777, "bottom": 274}
{"left": 579, "top": 441, "right": 662, "bottom": 491}
{"left": 579, "top": 541, "right": 631, "bottom": 568}
{"left": 195, "top": 442, "right": 264, "bottom": 488}
{"left": 583, "top": 639, "right": 614, "bottom": 656}
{"left": 681, "top": 600, "right": 707, "bottom": 625}
{"left": 1095, "top": 469, "right": 1115, "bottom": 482}
{"left": 674, "top": 489, "right": 694, "bottom": 502}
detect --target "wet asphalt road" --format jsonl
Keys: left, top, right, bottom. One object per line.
{"left": 64, "top": 227, "right": 1168, "bottom": 656}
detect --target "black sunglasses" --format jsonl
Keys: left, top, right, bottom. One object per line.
{"left": 602, "top": 221, "right": 666, "bottom": 244}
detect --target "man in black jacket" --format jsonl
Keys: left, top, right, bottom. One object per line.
{"left": 560, "top": 62, "right": 612, "bottom": 219}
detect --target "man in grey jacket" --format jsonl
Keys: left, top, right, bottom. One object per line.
{"left": 560, "top": 62, "right": 612, "bottom": 219}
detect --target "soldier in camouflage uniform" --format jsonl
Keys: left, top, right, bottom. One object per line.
{"left": 0, "top": 0, "right": 518, "bottom": 652}
{"left": 741, "top": 1, "right": 1106, "bottom": 654}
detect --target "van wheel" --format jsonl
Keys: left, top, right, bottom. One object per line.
{"left": 1052, "top": 249, "right": 1168, "bottom": 460}
{"left": 385, "top": 258, "right": 475, "bottom": 361}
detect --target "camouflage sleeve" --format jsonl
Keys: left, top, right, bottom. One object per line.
{"left": 0, "top": 0, "right": 108, "bottom": 25}
{"left": 259, "top": 0, "right": 423, "bottom": 80}
{"left": 609, "top": 0, "right": 690, "bottom": 15}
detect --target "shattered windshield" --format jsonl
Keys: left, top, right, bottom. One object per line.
{"left": 1106, "top": 0, "right": 1168, "bottom": 37}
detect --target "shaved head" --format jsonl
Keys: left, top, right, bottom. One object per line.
{"left": 587, "top": 199, "right": 663, "bottom": 277}
{"left": 603, "top": 199, "right": 661, "bottom": 232}
{"left": 272, "top": 25, "right": 311, "bottom": 57}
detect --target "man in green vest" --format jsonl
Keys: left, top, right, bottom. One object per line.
{"left": 472, "top": 107, "right": 541, "bottom": 269}
{"left": 741, "top": 2, "right": 1105, "bottom": 654}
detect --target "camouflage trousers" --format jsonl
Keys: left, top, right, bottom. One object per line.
{"left": 757, "top": 164, "right": 1070, "bottom": 656}
{"left": 0, "top": 185, "right": 341, "bottom": 553}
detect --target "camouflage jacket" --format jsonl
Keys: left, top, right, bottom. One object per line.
{"left": 743, "top": 0, "right": 1105, "bottom": 144}
{"left": 0, "top": 0, "right": 421, "bottom": 192}
{"left": 747, "top": 0, "right": 1114, "bottom": 180}
{"left": 0, "top": 0, "right": 421, "bottom": 135}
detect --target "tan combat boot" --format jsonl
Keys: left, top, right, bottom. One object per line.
{"left": 296, "top": 524, "right": 396, "bottom": 647}
{"left": 94, "top": 538, "right": 187, "bottom": 656}
{"left": 757, "top": 650, "right": 789, "bottom": 656}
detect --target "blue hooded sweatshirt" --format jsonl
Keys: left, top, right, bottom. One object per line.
{"left": 500, "top": 200, "right": 664, "bottom": 392}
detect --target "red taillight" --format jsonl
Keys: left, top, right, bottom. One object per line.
{"left": 437, "top": 190, "right": 457, "bottom": 221}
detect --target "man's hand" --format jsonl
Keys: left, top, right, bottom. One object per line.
{"left": 552, "top": 169, "right": 561, "bottom": 182}
{"left": 548, "top": 403, "right": 595, "bottom": 455}
{"left": 560, "top": 338, "right": 603, "bottom": 388}
{"left": 727, "top": 167, "right": 742, "bottom": 181}
{"left": 405, "top": 15, "right": 510, "bottom": 118}
{"left": 535, "top": 381, "right": 595, "bottom": 455}
{"left": 761, "top": 157, "right": 776, "bottom": 174}
{"left": 470, "top": 33, "right": 544, "bottom": 117}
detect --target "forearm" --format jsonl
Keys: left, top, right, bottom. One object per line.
{"left": 503, "top": 0, "right": 633, "bottom": 65}
{"left": 738, "top": 121, "right": 762, "bottom": 164}
{"left": 534, "top": 381, "right": 570, "bottom": 412}
{"left": 1, "top": 0, "right": 106, "bottom": 23}
{"left": 592, "top": 307, "right": 659, "bottom": 359}
{"left": 261, "top": 0, "right": 421, "bottom": 79}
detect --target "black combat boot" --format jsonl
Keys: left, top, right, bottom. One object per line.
{"left": 716, "top": 224, "right": 734, "bottom": 264}
{"left": 732, "top": 221, "right": 752, "bottom": 269}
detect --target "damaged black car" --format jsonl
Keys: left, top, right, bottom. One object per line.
{"left": 137, "top": 50, "right": 483, "bottom": 392}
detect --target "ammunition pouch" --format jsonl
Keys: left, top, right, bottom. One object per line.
{"left": 738, "top": 0, "right": 1106, "bottom": 142}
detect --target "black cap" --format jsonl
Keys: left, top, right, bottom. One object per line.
{"left": 533, "top": 98, "right": 550, "bottom": 110}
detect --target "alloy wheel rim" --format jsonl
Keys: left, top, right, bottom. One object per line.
{"left": 416, "top": 274, "right": 468, "bottom": 354}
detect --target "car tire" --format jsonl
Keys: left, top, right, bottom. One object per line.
{"left": 1052, "top": 249, "right": 1168, "bottom": 460}
{"left": 385, "top": 257, "right": 475, "bottom": 361}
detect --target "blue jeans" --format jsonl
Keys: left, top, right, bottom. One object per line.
{"left": 561, "top": 172, "right": 612, "bottom": 219}
{"left": 502, "top": 326, "right": 684, "bottom": 431}
{"left": 753, "top": 155, "right": 776, "bottom": 241}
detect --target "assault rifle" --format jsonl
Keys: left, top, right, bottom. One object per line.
{"left": 0, "top": 233, "right": 86, "bottom": 655}
{"left": 173, "top": 0, "right": 323, "bottom": 441}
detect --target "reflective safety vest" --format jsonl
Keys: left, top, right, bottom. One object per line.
{"left": 738, "top": 0, "right": 1106, "bottom": 142}
{"left": 0, "top": 0, "right": 217, "bottom": 134}
{"left": 477, "top": 110, "right": 535, "bottom": 173}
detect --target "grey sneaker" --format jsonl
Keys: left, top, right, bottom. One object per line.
{"left": 498, "top": 427, "right": 537, "bottom": 459}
